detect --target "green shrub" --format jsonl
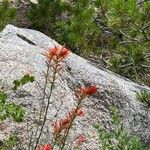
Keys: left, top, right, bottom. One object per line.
{"left": 0, "top": 75, "right": 31, "bottom": 122}
{"left": 94, "top": 107, "right": 149, "bottom": 150}
{"left": 0, "top": 90, "right": 25, "bottom": 122}
{"left": 0, "top": 0, "right": 16, "bottom": 30}
{"left": 56, "top": 0, "right": 100, "bottom": 55}
{"left": 27, "top": 0, "right": 64, "bottom": 37}
{"left": 95, "top": 0, "right": 150, "bottom": 85}
{"left": 0, "top": 135, "right": 18, "bottom": 150}
{"left": 0, "top": 74, "right": 35, "bottom": 149}
{"left": 28, "top": 0, "right": 100, "bottom": 55}
{"left": 137, "top": 90, "right": 150, "bottom": 106}
{"left": 109, "top": 44, "right": 149, "bottom": 82}
{"left": 12, "top": 74, "right": 34, "bottom": 91}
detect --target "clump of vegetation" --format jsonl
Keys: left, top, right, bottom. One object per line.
{"left": 95, "top": 0, "right": 150, "bottom": 84}
{"left": 28, "top": 0, "right": 100, "bottom": 55}
{"left": 94, "top": 107, "right": 150, "bottom": 150}
{"left": 0, "top": 74, "right": 35, "bottom": 149}
{"left": 12, "top": 74, "right": 34, "bottom": 91}
{"left": 0, "top": 135, "right": 18, "bottom": 150}
{"left": 0, "top": 83, "right": 25, "bottom": 149}
{"left": 137, "top": 90, "right": 150, "bottom": 106}
{"left": 109, "top": 44, "right": 149, "bottom": 83}
{"left": 27, "top": 0, "right": 65, "bottom": 37}
{"left": 56, "top": 0, "right": 100, "bottom": 55}
{"left": 0, "top": 0, "right": 16, "bottom": 30}
{"left": 0, "top": 89, "right": 25, "bottom": 122}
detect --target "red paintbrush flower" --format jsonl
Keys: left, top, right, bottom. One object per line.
{"left": 60, "top": 118, "right": 71, "bottom": 129}
{"left": 79, "top": 86, "right": 97, "bottom": 96}
{"left": 76, "top": 135, "right": 85, "bottom": 146}
{"left": 45, "top": 46, "right": 69, "bottom": 61}
{"left": 38, "top": 144, "right": 52, "bottom": 150}
{"left": 59, "top": 46, "right": 70, "bottom": 59}
{"left": 45, "top": 47, "right": 58, "bottom": 60}
{"left": 51, "top": 121, "right": 61, "bottom": 135}
{"left": 76, "top": 107, "right": 85, "bottom": 117}
{"left": 51, "top": 118, "right": 71, "bottom": 136}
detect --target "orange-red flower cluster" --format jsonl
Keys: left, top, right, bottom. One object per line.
{"left": 51, "top": 118, "right": 70, "bottom": 136}
{"left": 75, "top": 85, "right": 98, "bottom": 100}
{"left": 46, "top": 46, "right": 69, "bottom": 61}
{"left": 76, "top": 135, "right": 85, "bottom": 146}
{"left": 80, "top": 86, "right": 97, "bottom": 96}
{"left": 51, "top": 108, "right": 85, "bottom": 136}
{"left": 68, "top": 107, "right": 85, "bottom": 118}
{"left": 38, "top": 144, "right": 52, "bottom": 150}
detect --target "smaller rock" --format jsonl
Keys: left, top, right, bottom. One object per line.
{"left": 30, "top": 0, "right": 38, "bottom": 4}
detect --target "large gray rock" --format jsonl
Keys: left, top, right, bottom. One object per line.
{"left": 0, "top": 25, "right": 150, "bottom": 149}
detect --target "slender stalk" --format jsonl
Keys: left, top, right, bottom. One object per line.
{"left": 34, "top": 61, "right": 59, "bottom": 150}
{"left": 28, "top": 130, "right": 34, "bottom": 149}
{"left": 27, "top": 62, "right": 51, "bottom": 150}
{"left": 60, "top": 101, "right": 82, "bottom": 150}
{"left": 42, "top": 61, "right": 51, "bottom": 102}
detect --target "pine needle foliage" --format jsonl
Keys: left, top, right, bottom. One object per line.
{"left": 95, "top": 0, "right": 150, "bottom": 85}
{"left": 27, "top": 0, "right": 65, "bottom": 37}
{"left": 56, "top": 0, "right": 100, "bottom": 55}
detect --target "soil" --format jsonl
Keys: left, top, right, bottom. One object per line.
{"left": 9, "top": 0, "right": 31, "bottom": 28}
